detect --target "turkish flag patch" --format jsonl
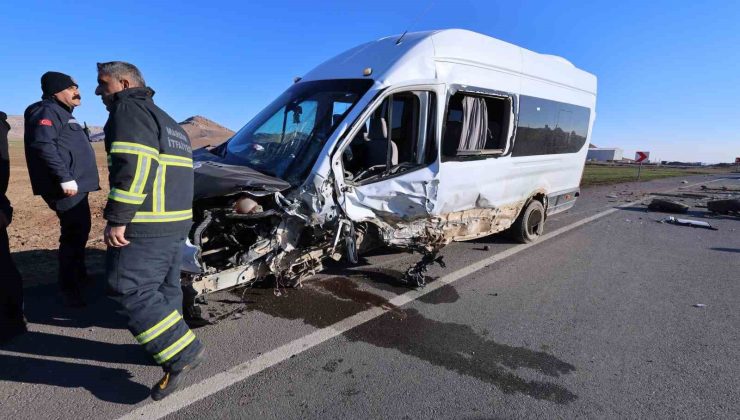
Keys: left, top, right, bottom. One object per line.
{"left": 39, "top": 119, "right": 53, "bottom": 126}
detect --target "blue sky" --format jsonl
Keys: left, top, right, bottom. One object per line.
{"left": 1, "top": 0, "right": 738, "bottom": 163}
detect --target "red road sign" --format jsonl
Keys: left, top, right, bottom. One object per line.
{"left": 635, "top": 151, "right": 649, "bottom": 163}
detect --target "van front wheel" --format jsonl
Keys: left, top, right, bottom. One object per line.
{"left": 511, "top": 200, "right": 545, "bottom": 243}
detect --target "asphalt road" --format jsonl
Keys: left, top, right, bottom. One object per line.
{"left": 1, "top": 174, "right": 738, "bottom": 419}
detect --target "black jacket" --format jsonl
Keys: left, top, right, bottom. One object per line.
{"left": 0, "top": 111, "right": 11, "bottom": 219}
{"left": 23, "top": 99, "right": 100, "bottom": 198}
{"left": 103, "top": 87, "right": 194, "bottom": 237}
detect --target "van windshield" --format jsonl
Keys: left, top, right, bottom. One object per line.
{"left": 226, "top": 79, "right": 373, "bottom": 184}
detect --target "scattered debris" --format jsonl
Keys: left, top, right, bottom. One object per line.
{"left": 660, "top": 216, "right": 718, "bottom": 230}
{"left": 701, "top": 185, "right": 740, "bottom": 192}
{"left": 648, "top": 198, "right": 689, "bottom": 213}
{"left": 693, "top": 304, "right": 707, "bottom": 308}
{"left": 483, "top": 245, "right": 491, "bottom": 251}
{"left": 681, "top": 180, "right": 689, "bottom": 184}
{"left": 606, "top": 194, "right": 618, "bottom": 199}
{"left": 403, "top": 252, "right": 446, "bottom": 287}
{"left": 707, "top": 199, "right": 740, "bottom": 216}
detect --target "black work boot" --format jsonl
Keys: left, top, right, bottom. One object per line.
{"left": 151, "top": 346, "right": 206, "bottom": 401}
{"left": 61, "top": 287, "right": 86, "bottom": 308}
{"left": 0, "top": 318, "right": 28, "bottom": 344}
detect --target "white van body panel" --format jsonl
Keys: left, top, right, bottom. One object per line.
{"left": 301, "top": 29, "right": 596, "bottom": 246}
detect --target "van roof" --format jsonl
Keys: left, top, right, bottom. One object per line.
{"left": 301, "top": 29, "right": 597, "bottom": 96}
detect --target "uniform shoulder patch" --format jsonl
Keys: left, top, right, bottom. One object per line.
{"left": 39, "top": 119, "right": 53, "bottom": 126}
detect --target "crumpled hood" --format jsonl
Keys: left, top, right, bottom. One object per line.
{"left": 192, "top": 147, "right": 291, "bottom": 201}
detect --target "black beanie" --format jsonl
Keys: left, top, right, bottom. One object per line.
{"left": 41, "top": 71, "right": 77, "bottom": 97}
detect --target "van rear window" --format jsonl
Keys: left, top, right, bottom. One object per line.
{"left": 512, "top": 96, "right": 591, "bottom": 157}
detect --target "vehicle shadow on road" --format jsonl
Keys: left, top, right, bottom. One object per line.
{"left": 234, "top": 277, "right": 578, "bottom": 404}
{"left": 0, "top": 354, "right": 150, "bottom": 404}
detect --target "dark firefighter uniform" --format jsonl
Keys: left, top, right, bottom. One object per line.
{"left": 103, "top": 87, "right": 203, "bottom": 378}
{"left": 24, "top": 98, "right": 100, "bottom": 303}
{"left": 1, "top": 111, "right": 26, "bottom": 342}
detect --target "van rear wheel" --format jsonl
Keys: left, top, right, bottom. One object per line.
{"left": 511, "top": 200, "right": 545, "bottom": 243}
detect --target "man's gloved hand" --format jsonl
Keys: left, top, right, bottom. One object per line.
{"left": 61, "top": 180, "right": 78, "bottom": 197}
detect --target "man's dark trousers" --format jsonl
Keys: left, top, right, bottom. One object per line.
{"left": 0, "top": 227, "right": 23, "bottom": 326}
{"left": 44, "top": 192, "right": 91, "bottom": 293}
{"left": 106, "top": 234, "right": 202, "bottom": 371}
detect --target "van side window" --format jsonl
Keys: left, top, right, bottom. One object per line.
{"left": 442, "top": 93, "right": 511, "bottom": 159}
{"left": 512, "top": 95, "right": 591, "bottom": 157}
{"left": 343, "top": 91, "right": 436, "bottom": 183}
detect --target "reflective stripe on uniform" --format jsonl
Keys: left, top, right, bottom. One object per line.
{"left": 153, "top": 330, "right": 196, "bottom": 364}
{"left": 130, "top": 155, "right": 153, "bottom": 195}
{"left": 159, "top": 154, "right": 193, "bottom": 168}
{"left": 109, "top": 141, "right": 160, "bottom": 160}
{"left": 152, "top": 165, "right": 165, "bottom": 212}
{"left": 135, "top": 310, "right": 182, "bottom": 345}
{"left": 108, "top": 188, "right": 147, "bottom": 205}
{"left": 132, "top": 209, "right": 193, "bottom": 223}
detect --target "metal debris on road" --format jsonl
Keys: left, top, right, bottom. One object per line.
{"left": 693, "top": 304, "right": 707, "bottom": 308}
{"left": 707, "top": 199, "right": 740, "bottom": 216}
{"left": 648, "top": 198, "right": 689, "bottom": 213}
{"left": 660, "top": 216, "right": 718, "bottom": 230}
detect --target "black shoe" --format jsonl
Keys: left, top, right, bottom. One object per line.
{"left": 151, "top": 346, "right": 206, "bottom": 401}
{"left": 61, "top": 288, "right": 86, "bottom": 308}
{"left": 0, "top": 320, "right": 28, "bottom": 344}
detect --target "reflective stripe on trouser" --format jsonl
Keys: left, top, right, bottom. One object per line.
{"left": 105, "top": 233, "right": 202, "bottom": 371}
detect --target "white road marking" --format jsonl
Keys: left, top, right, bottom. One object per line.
{"left": 119, "top": 178, "right": 726, "bottom": 419}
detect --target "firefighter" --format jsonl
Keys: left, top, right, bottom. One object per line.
{"left": 95, "top": 61, "right": 204, "bottom": 400}
{"left": 23, "top": 72, "right": 100, "bottom": 307}
{"left": 0, "top": 111, "right": 26, "bottom": 343}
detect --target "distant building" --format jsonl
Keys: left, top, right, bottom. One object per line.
{"left": 587, "top": 147, "right": 623, "bottom": 162}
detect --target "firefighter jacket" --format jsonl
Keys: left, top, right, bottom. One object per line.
{"left": 1, "top": 111, "right": 11, "bottom": 219}
{"left": 103, "top": 87, "right": 193, "bottom": 237}
{"left": 23, "top": 99, "right": 100, "bottom": 198}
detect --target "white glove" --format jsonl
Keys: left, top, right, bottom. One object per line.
{"left": 61, "top": 180, "right": 79, "bottom": 197}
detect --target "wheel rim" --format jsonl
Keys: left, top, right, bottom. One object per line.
{"left": 526, "top": 208, "right": 544, "bottom": 238}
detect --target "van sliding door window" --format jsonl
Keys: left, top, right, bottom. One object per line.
{"left": 343, "top": 91, "right": 436, "bottom": 184}
{"left": 511, "top": 96, "right": 591, "bottom": 157}
{"left": 442, "top": 93, "right": 511, "bottom": 160}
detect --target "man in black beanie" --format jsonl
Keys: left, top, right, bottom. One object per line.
{"left": 24, "top": 71, "right": 100, "bottom": 307}
{"left": 0, "top": 110, "right": 26, "bottom": 342}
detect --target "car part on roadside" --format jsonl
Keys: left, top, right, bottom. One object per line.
{"left": 660, "top": 216, "right": 717, "bottom": 230}
{"left": 403, "top": 252, "right": 446, "bottom": 287}
{"left": 647, "top": 198, "right": 689, "bottom": 213}
{"left": 707, "top": 199, "right": 740, "bottom": 216}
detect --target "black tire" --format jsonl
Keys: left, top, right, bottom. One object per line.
{"left": 510, "top": 200, "right": 545, "bottom": 243}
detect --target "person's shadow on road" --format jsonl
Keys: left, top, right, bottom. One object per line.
{"left": 14, "top": 248, "right": 130, "bottom": 329}
{"left": 0, "top": 353, "right": 150, "bottom": 404}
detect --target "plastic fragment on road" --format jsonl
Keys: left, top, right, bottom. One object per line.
{"left": 648, "top": 198, "right": 689, "bottom": 213}
{"left": 693, "top": 304, "right": 706, "bottom": 308}
{"left": 660, "top": 216, "right": 718, "bottom": 230}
